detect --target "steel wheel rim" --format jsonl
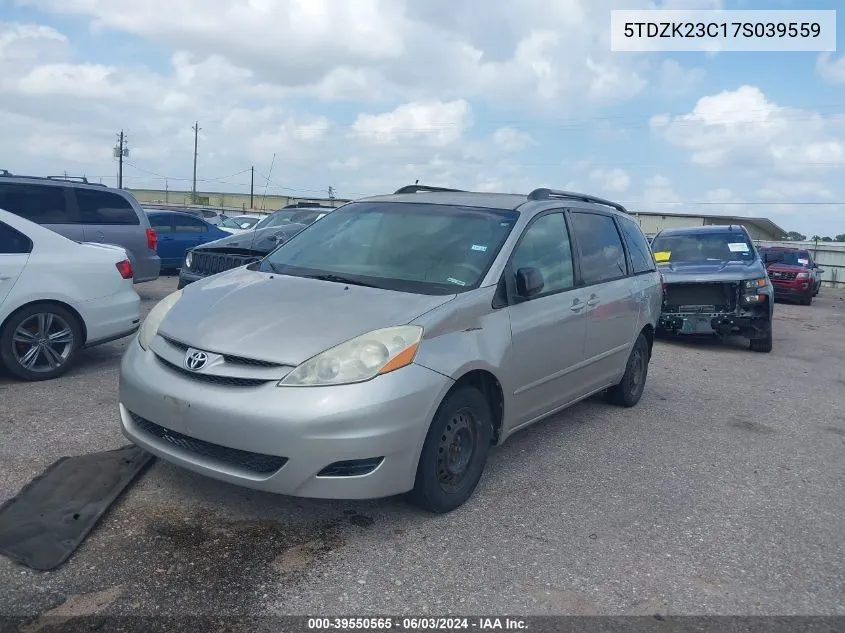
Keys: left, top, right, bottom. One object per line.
{"left": 436, "top": 407, "right": 477, "bottom": 493}
{"left": 629, "top": 347, "right": 645, "bottom": 392}
{"left": 12, "top": 313, "right": 75, "bottom": 373}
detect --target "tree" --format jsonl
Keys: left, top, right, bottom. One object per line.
{"left": 787, "top": 231, "right": 806, "bottom": 241}
{"left": 821, "top": 236, "right": 833, "bottom": 242}
{"left": 835, "top": 234, "right": 845, "bottom": 242}
{"left": 811, "top": 235, "right": 822, "bottom": 241}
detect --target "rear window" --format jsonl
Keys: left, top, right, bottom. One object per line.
{"left": 75, "top": 189, "right": 140, "bottom": 225}
{"left": 0, "top": 183, "right": 71, "bottom": 224}
{"left": 0, "top": 221, "right": 33, "bottom": 254}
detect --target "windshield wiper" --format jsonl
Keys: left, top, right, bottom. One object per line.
{"left": 301, "top": 273, "right": 379, "bottom": 288}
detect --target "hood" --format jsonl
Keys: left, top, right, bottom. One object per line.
{"left": 195, "top": 223, "right": 308, "bottom": 255}
{"left": 659, "top": 259, "right": 766, "bottom": 284}
{"left": 157, "top": 266, "right": 456, "bottom": 365}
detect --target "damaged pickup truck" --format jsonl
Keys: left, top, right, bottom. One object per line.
{"left": 651, "top": 225, "right": 773, "bottom": 353}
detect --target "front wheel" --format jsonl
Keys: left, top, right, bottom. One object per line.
{"left": 605, "top": 332, "right": 650, "bottom": 407}
{"left": 408, "top": 386, "right": 492, "bottom": 513}
{"left": 0, "top": 303, "right": 83, "bottom": 381}
{"left": 749, "top": 327, "right": 773, "bottom": 353}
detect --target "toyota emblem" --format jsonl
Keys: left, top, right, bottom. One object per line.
{"left": 185, "top": 350, "right": 209, "bottom": 371}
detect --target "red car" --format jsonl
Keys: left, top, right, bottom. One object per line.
{"left": 759, "top": 247, "right": 822, "bottom": 305}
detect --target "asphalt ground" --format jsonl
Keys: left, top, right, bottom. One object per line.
{"left": 1, "top": 275, "right": 843, "bottom": 620}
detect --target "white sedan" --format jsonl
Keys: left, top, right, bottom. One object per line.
{"left": 218, "top": 214, "right": 263, "bottom": 234}
{"left": 0, "top": 209, "right": 141, "bottom": 381}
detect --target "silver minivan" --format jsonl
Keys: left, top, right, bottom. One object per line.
{"left": 119, "top": 185, "right": 662, "bottom": 512}
{"left": 0, "top": 173, "right": 160, "bottom": 282}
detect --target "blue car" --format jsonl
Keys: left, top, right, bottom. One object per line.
{"left": 145, "top": 210, "right": 230, "bottom": 270}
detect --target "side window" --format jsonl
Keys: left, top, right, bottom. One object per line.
{"left": 75, "top": 189, "right": 140, "bottom": 225}
{"left": 0, "top": 222, "right": 33, "bottom": 254}
{"left": 0, "top": 183, "right": 70, "bottom": 224}
{"left": 570, "top": 212, "right": 628, "bottom": 284}
{"left": 510, "top": 213, "right": 574, "bottom": 295}
{"left": 201, "top": 210, "right": 217, "bottom": 219}
{"left": 148, "top": 214, "right": 172, "bottom": 233}
{"left": 618, "top": 217, "right": 656, "bottom": 274}
{"left": 173, "top": 216, "right": 208, "bottom": 233}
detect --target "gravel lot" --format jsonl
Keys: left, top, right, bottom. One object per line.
{"left": 1, "top": 275, "right": 844, "bottom": 619}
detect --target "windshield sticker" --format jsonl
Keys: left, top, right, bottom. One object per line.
{"left": 471, "top": 244, "right": 488, "bottom": 252}
{"left": 653, "top": 251, "right": 671, "bottom": 262}
{"left": 728, "top": 242, "right": 750, "bottom": 253}
{"left": 447, "top": 277, "right": 466, "bottom": 286}
{"left": 798, "top": 258, "right": 808, "bottom": 265}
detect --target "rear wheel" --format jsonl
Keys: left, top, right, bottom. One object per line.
{"left": 605, "top": 333, "right": 650, "bottom": 407}
{"left": 409, "top": 386, "right": 492, "bottom": 513}
{"left": 0, "top": 304, "right": 83, "bottom": 381}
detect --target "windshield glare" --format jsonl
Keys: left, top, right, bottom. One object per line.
{"left": 651, "top": 233, "right": 755, "bottom": 263}
{"left": 261, "top": 202, "right": 518, "bottom": 294}
{"left": 254, "top": 211, "right": 296, "bottom": 230}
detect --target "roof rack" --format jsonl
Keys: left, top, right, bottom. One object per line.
{"left": 47, "top": 175, "right": 91, "bottom": 184}
{"left": 394, "top": 184, "right": 467, "bottom": 194}
{"left": 0, "top": 169, "right": 13, "bottom": 177}
{"left": 528, "top": 188, "right": 629, "bottom": 214}
{"left": 0, "top": 171, "right": 105, "bottom": 186}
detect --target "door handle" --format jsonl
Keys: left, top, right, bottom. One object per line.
{"left": 570, "top": 300, "right": 585, "bottom": 312}
{"left": 586, "top": 293, "right": 600, "bottom": 307}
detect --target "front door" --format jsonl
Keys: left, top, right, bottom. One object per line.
{"left": 505, "top": 212, "right": 588, "bottom": 429}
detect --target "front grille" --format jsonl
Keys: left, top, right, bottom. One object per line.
{"left": 155, "top": 355, "right": 269, "bottom": 387}
{"left": 769, "top": 271, "right": 797, "bottom": 281}
{"left": 129, "top": 412, "right": 287, "bottom": 475}
{"left": 159, "top": 336, "right": 282, "bottom": 368}
{"left": 317, "top": 458, "right": 384, "bottom": 477}
{"left": 188, "top": 251, "right": 260, "bottom": 277}
{"left": 664, "top": 282, "right": 737, "bottom": 313}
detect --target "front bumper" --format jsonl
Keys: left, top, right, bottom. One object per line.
{"left": 118, "top": 340, "right": 453, "bottom": 499}
{"left": 177, "top": 269, "right": 205, "bottom": 289}
{"left": 771, "top": 282, "right": 811, "bottom": 301}
{"left": 658, "top": 311, "right": 770, "bottom": 338}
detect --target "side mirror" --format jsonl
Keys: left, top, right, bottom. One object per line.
{"left": 516, "top": 267, "right": 544, "bottom": 298}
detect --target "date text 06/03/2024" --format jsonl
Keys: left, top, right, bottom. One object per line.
{"left": 609, "top": 9, "right": 837, "bottom": 52}
{"left": 306, "top": 617, "right": 528, "bottom": 630}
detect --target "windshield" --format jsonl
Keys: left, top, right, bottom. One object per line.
{"left": 260, "top": 202, "right": 519, "bottom": 294}
{"left": 651, "top": 233, "right": 755, "bottom": 263}
{"left": 221, "top": 216, "right": 259, "bottom": 229}
{"left": 761, "top": 250, "right": 810, "bottom": 267}
{"left": 254, "top": 210, "right": 297, "bottom": 230}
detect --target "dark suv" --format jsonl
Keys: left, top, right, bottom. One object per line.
{"left": 0, "top": 171, "right": 160, "bottom": 282}
{"left": 759, "top": 246, "right": 822, "bottom": 305}
{"left": 651, "top": 225, "right": 773, "bottom": 352}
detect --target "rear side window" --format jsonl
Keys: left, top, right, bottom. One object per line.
{"left": 570, "top": 212, "right": 628, "bottom": 284}
{"left": 75, "top": 189, "right": 140, "bottom": 225}
{"left": 174, "top": 215, "right": 208, "bottom": 233}
{"left": 148, "top": 214, "right": 172, "bottom": 233}
{"left": 0, "top": 183, "right": 70, "bottom": 224}
{"left": 0, "top": 221, "right": 33, "bottom": 254}
{"left": 618, "top": 216, "right": 656, "bottom": 274}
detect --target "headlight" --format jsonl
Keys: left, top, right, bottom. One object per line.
{"left": 185, "top": 251, "right": 193, "bottom": 269}
{"left": 744, "top": 278, "right": 767, "bottom": 290}
{"left": 138, "top": 289, "right": 183, "bottom": 350}
{"left": 278, "top": 325, "right": 423, "bottom": 387}
{"left": 796, "top": 272, "right": 810, "bottom": 280}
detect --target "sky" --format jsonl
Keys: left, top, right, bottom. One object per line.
{"left": 0, "top": 0, "right": 843, "bottom": 237}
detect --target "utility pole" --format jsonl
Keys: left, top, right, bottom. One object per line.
{"left": 191, "top": 121, "right": 200, "bottom": 203}
{"left": 250, "top": 166, "right": 254, "bottom": 209}
{"left": 165, "top": 178, "right": 169, "bottom": 204}
{"left": 328, "top": 185, "right": 335, "bottom": 201}
{"left": 113, "top": 130, "right": 128, "bottom": 189}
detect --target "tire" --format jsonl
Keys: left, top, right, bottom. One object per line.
{"left": 800, "top": 291, "right": 813, "bottom": 306}
{"left": 0, "top": 303, "right": 84, "bottom": 381}
{"left": 408, "top": 386, "right": 493, "bottom": 513}
{"left": 605, "top": 333, "right": 650, "bottom": 407}
{"left": 749, "top": 327, "right": 773, "bottom": 353}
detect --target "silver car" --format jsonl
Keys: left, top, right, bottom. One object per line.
{"left": 119, "top": 185, "right": 662, "bottom": 513}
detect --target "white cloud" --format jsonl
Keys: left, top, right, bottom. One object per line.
{"left": 492, "top": 127, "right": 533, "bottom": 152}
{"left": 589, "top": 168, "right": 631, "bottom": 193}
{"left": 656, "top": 59, "right": 705, "bottom": 96}
{"left": 351, "top": 100, "right": 472, "bottom": 147}
{"left": 816, "top": 53, "right": 845, "bottom": 85}
{"left": 650, "top": 85, "right": 845, "bottom": 177}
{"left": 757, "top": 181, "right": 833, "bottom": 200}
{"left": 639, "top": 174, "right": 682, "bottom": 211}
